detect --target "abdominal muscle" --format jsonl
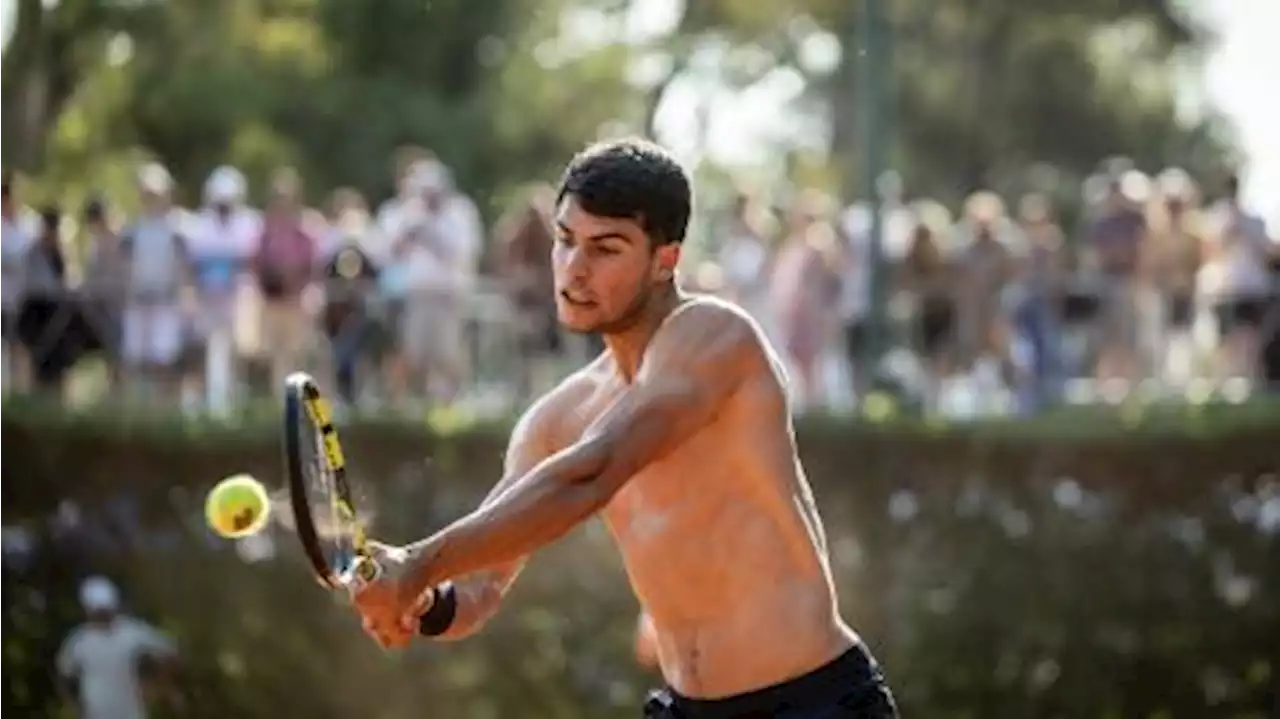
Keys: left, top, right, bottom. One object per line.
{"left": 645, "top": 577, "right": 856, "bottom": 699}
{"left": 602, "top": 408, "right": 856, "bottom": 699}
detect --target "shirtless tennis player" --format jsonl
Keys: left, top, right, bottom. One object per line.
{"left": 353, "top": 138, "right": 899, "bottom": 718}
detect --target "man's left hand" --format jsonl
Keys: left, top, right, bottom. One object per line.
{"left": 351, "top": 541, "right": 432, "bottom": 650}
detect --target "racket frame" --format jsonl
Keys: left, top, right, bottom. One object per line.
{"left": 283, "top": 372, "right": 379, "bottom": 591}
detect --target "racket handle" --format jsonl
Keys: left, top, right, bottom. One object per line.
{"left": 417, "top": 582, "right": 458, "bottom": 637}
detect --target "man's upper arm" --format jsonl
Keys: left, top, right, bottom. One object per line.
{"left": 485, "top": 392, "right": 564, "bottom": 505}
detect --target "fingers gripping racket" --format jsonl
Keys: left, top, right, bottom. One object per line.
{"left": 282, "top": 372, "right": 454, "bottom": 636}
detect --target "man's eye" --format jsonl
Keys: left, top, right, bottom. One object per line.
{"left": 555, "top": 234, "right": 573, "bottom": 246}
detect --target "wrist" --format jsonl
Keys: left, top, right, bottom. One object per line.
{"left": 403, "top": 535, "right": 444, "bottom": 598}
{"left": 418, "top": 582, "right": 458, "bottom": 637}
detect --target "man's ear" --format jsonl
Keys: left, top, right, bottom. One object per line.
{"left": 655, "top": 243, "right": 680, "bottom": 280}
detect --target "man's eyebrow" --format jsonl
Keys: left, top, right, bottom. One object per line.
{"left": 555, "top": 221, "right": 632, "bottom": 243}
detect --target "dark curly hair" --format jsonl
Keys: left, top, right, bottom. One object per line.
{"left": 556, "top": 138, "right": 691, "bottom": 247}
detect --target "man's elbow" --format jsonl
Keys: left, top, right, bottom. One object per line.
{"left": 559, "top": 434, "right": 624, "bottom": 506}
{"left": 551, "top": 479, "right": 615, "bottom": 537}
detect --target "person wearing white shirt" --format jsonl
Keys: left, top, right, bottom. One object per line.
{"left": 186, "top": 166, "right": 263, "bottom": 415}
{"left": 56, "top": 577, "right": 178, "bottom": 719}
{"left": 118, "top": 164, "right": 191, "bottom": 405}
{"left": 391, "top": 159, "right": 478, "bottom": 403}
{"left": 1200, "top": 173, "right": 1274, "bottom": 379}
{"left": 2, "top": 174, "right": 38, "bottom": 391}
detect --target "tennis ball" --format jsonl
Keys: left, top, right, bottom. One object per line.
{"left": 206, "top": 473, "right": 272, "bottom": 539}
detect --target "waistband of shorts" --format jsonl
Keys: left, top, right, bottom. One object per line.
{"left": 668, "top": 642, "right": 881, "bottom": 718}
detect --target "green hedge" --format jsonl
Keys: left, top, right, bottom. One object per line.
{"left": 3, "top": 402, "right": 1279, "bottom": 718}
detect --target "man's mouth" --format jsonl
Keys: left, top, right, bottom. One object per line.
{"left": 560, "top": 290, "right": 596, "bottom": 307}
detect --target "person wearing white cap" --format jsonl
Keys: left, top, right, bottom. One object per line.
{"left": 118, "top": 162, "right": 190, "bottom": 405}
{"left": 56, "top": 576, "right": 178, "bottom": 719}
{"left": 186, "top": 165, "right": 263, "bottom": 415}
{"left": 389, "top": 158, "right": 482, "bottom": 404}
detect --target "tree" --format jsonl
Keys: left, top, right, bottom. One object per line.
{"left": 3, "top": 0, "right": 1235, "bottom": 222}
{"left": 621, "top": 0, "right": 1232, "bottom": 204}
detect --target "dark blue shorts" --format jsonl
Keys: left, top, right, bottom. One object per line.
{"left": 642, "top": 642, "right": 898, "bottom": 718}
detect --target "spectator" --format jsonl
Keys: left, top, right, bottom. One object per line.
{"left": 718, "top": 192, "right": 775, "bottom": 342}
{"left": 16, "top": 207, "right": 76, "bottom": 396}
{"left": 375, "top": 144, "right": 436, "bottom": 242}
{"left": 255, "top": 168, "right": 319, "bottom": 395}
{"left": 2, "top": 172, "right": 36, "bottom": 391}
{"left": 1011, "top": 192, "right": 1067, "bottom": 407}
{"left": 1084, "top": 170, "right": 1149, "bottom": 382}
{"left": 391, "top": 159, "right": 474, "bottom": 405}
{"left": 770, "top": 190, "right": 841, "bottom": 410}
{"left": 188, "top": 165, "right": 261, "bottom": 415}
{"left": 1146, "top": 169, "right": 1206, "bottom": 387}
{"left": 953, "top": 191, "right": 1017, "bottom": 369}
{"left": 119, "top": 165, "right": 190, "bottom": 406}
{"left": 328, "top": 186, "right": 389, "bottom": 265}
{"left": 56, "top": 576, "right": 178, "bottom": 719}
{"left": 1202, "top": 172, "right": 1273, "bottom": 379}
{"left": 493, "top": 184, "right": 560, "bottom": 402}
{"left": 835, "top": 198, "right": 875, "bottom": 401}
{"left": 373, "top": 151, "right": 431, "bottom": 400}
{"left": 80, "top": 198, "right": 128, "bottom": 392}
{"left": 321, "top": 187, "right": 383, "bottom": 405}
{"left": 896, "top": 209, "right": 956, "bottom": 404}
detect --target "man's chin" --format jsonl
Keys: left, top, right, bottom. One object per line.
{"left": 557, "top": 310, "right": 602, "bottom": 335}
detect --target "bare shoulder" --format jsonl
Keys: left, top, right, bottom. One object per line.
{"left": 666, "top": 293, "right": 758, "bottom": 330}
{"left": 644, "top": 294, "right": 773, "bottom": 374}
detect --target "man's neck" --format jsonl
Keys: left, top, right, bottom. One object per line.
{"left": 603, "top": 286, "right": 683, "bottom": 383}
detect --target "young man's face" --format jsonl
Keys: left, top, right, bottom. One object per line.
{"left": 552, "top": 194, "right": 674, "bottom": 334}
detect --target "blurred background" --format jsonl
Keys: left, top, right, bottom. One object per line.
{"left": 2, "top": 0, "right": 1278, "bottom": 716}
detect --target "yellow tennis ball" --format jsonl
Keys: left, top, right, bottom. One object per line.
{"left": 206, "top": 474, "right": 271, "bottom": 539}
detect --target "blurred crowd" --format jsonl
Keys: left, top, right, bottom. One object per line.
{"left": 701, "top": 164, "right": 1279, "bottom": 415}
{"left": 2, "top": 150, "right": 1278, "bottom": 418}
{"left": 2, "top": 147, "right": 496, "bottom": 416}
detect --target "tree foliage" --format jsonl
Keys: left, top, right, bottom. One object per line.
{"left": 2, "top": 0, "right": 1235, "bottom": 239}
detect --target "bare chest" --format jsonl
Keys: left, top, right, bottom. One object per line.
{"left": 562, "top": 379, "right": 725, "bottom": 531}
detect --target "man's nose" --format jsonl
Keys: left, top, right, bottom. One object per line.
{"left": 563, "top": 246, "right": 591, "bottom": 280}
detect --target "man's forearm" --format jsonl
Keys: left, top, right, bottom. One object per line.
{"left": 407, "top": 439, "right": 610, "bottom": 593}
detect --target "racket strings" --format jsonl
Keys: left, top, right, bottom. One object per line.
{"left": 286, "top": 375, "right": 378, "bottom": 590}
{"left": 301, "top": 418, "right": 357, "bottom": 578}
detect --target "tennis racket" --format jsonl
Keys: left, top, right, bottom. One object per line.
{"left": 282, "top": 371, "right": 380, "bottom": 591}
{"left": 283, "top": 372, "right": 451, "bottom": 638}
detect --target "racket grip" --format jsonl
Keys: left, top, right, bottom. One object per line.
{"left": 417, "top": 582, "right": 458, "bottom": 637}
